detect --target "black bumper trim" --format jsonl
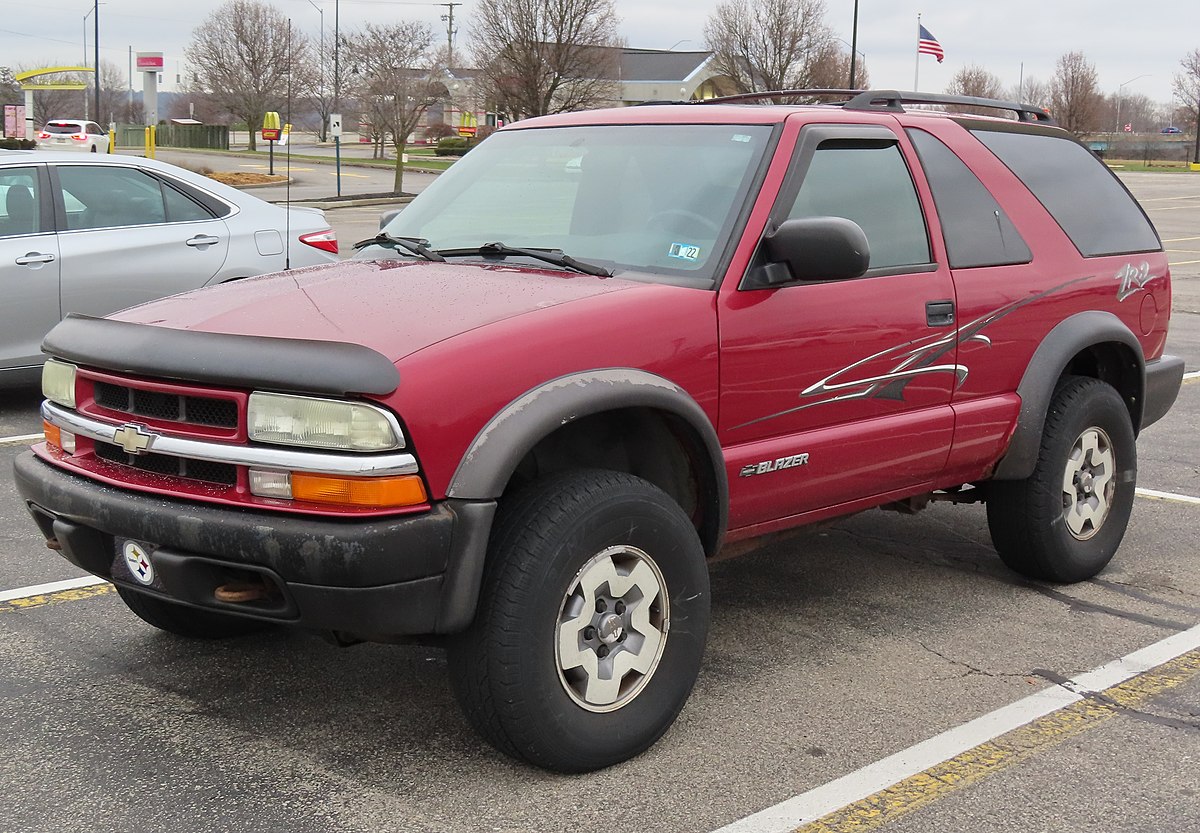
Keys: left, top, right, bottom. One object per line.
{"left": 15, "top": 452, "right": 496, "bottom": 636}
{"left": 1141, "top": 354, "right": 1184, "bottom": 431}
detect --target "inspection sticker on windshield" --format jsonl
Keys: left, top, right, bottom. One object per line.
{"left": 668, "top": 243, "right": 702, "bottom": 261}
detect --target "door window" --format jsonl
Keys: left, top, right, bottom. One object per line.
{"left": 57, "top": 166, "right": 168, "bottom": 229}
{"left": 0, "top": 167, "right": 43, "bottom": 237}
{"left": 787, "top": 142, "right": 930, "bottom": 271}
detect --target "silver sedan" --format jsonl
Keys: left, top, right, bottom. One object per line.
{"left": 0, "top": 151, "right": 339, "bottom": 384}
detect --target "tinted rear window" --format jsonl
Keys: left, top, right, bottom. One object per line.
{"left": 45, "top": 123, "right": 83, "bottom": 134}
{"left": 907, "top": 129, "right": 1031, "bottom": 269}
{"left": 971, "top": 129, "right": 1160, "bottom": 257}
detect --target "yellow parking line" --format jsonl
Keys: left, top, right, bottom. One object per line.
{"left": 794, "top": 651, "right": 1200, "bottom": 833}
{"left": 0, "top": 582, "right": 113, "bottom": 612}
{"left": 332, "top": 171, "right": 370, "bottom": 178}
{"left": 1162, "top": 235, "right": 1200, "bottom": 242}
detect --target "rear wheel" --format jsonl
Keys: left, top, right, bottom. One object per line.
{"left": 447, "top": 469, "right": 710, "bottom": 772}
{"left": 115, "top": 586, "right": 269, "bottom": 639}
{"left": 987, "top": 376, "right": 1136, "bottom": 582}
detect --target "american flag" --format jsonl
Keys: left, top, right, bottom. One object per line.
{"left": 918, "top": 24, "right": 945, "bottom": 63}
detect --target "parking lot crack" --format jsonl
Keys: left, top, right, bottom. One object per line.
{"left": 1033, "top": 668, "right": 1200, "bottom": 734}
{"left": 915, "top": 639, "right": 1031, "bottom": 681}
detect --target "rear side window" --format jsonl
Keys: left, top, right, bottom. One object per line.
{"left": 787, "top": 142, "right": 930, "bottom": 270}
{"left": 907, "top": 129, "right": 1031, "bottom": 269}
{"left": 972, "top": 129, "right": 1160, "bottom": 257}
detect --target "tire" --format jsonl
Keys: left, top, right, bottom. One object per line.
{"left": 89, "top": 145, "right": 98, "bottom": 153}
{"left": 987, "top": 376, "right": 1136, "bottom": 583}
{"left": 447, "top": 469, "right": 710, "bottom": 772}
{"left": 115, "top": 586, "right": 269, "bottom": 639}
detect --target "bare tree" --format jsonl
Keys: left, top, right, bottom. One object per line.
{"left": 185, "top": 0, "right": 311, "bottom": 150}
{"left": 1172, "top": 49, "right": 1200, "bottom": 135}
{"left": 1, "top": 67, "right": 20, "bottom": 109}
{"left": 1048, "top": 51, "right": 1101, "bottom": 137}
{"left": 807, "top": 43, "right": 867, "bottom": 91}
{"left": 703, "top": 0, "right": 834, "bottom": 93}
{"left": 470, "top": 0, "right": 622, "bottom": 120}
{"left": 943, "top": 65, "right": 1006, "bottom": 116}
{"left": 1011, "top": 77, "right": 1049, "bottom": 108}
{"left": 344, "top": 21, "right": 438, "bottom": 193}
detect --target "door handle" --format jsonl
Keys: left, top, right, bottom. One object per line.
{"left": 186, "top": 235, "right": 221, "bottom": 248}
{"left": 926, "top": 300, "right": 955, "bottom": 327}
{"left": 15, "top": 252, "right": 55, "bottom": 266}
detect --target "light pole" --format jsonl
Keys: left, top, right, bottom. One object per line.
{"left": 667, "top": 39, "right": 692, "bottom": 51}
{"left": 1115, "top": 73, "right": 1150, "bottom": 134}
{"left": 307, "top": 0, "right": 325, "bottom": 138}
{"left": 334, "top": 0, "right": 341, "bottom": 195}
{"left": 83, "top": 3, "right": 101, "bottom": 118}
{"left": 848, "top": 0, "right": 860, "bottom": 90}
{"left": 837, "top": 38, "right": 866, "bottom": 86}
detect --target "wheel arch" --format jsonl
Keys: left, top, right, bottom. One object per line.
{"left": 446, "top": 369, "right": 728, "bottom": 557}
{"left": 992, "top": 311, "right": 1144, "bottom": 481}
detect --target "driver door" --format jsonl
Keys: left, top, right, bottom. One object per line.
{"left": 718, "top": 124, "right": 958, "bottom": 531}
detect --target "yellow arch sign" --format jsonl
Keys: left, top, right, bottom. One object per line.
{"left": 16, "top": 67, "right": 92, "bottom": 91}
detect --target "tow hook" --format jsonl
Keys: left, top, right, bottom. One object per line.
{"left": 214, "top": 579, "right": 274, "bottom": 604}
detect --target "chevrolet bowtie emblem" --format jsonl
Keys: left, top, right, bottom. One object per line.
{"left": 112, "top": 424, "right": 154, "bottom": 455}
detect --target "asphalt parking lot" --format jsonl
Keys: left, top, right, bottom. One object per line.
{"left": 0, "top": 174, "right": 1198, "bottom": 832}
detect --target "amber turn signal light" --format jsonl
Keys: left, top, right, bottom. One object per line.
{"left": 290, "top": 472, "right": 428, "bottom": 508}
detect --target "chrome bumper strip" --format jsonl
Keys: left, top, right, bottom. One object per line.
{"left": 42, "top": 401, "right": 420, "bottom": 477}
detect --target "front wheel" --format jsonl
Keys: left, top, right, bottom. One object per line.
{"left": 447, "top": 470, "right": 710, "bottom": 772}
{"left": 987, "top": 376, "right": 1136, "bottom": 582}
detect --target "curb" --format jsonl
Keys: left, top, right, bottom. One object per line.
{"left": 291, "top": 195, "right": 416, "bottom": 210}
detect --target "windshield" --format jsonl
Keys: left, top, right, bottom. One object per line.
{"left": 365, "top": 123, "right": 774, "bottom": 285}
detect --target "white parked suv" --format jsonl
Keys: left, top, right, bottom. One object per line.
{"left": 36, "top": 120, "right": 110, "bottom": 153}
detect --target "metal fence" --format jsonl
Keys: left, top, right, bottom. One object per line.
{"left": 116, "top": 124, "right": 229, "bottom": 150}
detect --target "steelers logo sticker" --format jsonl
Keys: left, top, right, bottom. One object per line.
{"left": 123, "top": 541, "right": 154, "bottom": 585}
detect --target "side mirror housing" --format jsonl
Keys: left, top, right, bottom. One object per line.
{"left": 379, "top": 209, "right": 402, "bottom": 230}
{"left": 756, "top": 216, "right": 870, "bottom": 286}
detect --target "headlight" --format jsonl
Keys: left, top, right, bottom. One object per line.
{"left": 42, "top": 359, "right": 77, "bottom": 409}
{"left": 247, "top": 392, "right": 404, "bottom": 452}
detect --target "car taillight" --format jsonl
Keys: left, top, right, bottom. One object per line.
{"left": 72, "top": 134, "right": 87, "bottom": 141}
{"left": 299, "top": 229, "right": 338, "bottom": 254}
{"left": 38, "top": 132, "right": 50, "bottom": 139}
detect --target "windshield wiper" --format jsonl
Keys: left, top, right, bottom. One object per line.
{"left": 353, "top": 233, "right": 446, "bottom": 262}
{"left": 434, "top": 241, "right": 611, "bottom": 277}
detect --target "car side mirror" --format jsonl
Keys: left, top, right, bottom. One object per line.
{"left": 379, "top": 209, "right": 402, "bottom": 230}
{"left": 755, "top": 216, "right": 870, "bottom": 286}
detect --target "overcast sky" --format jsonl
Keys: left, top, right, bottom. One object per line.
{"left": 4, "top": 0, "right": 1193, "bottom": 113}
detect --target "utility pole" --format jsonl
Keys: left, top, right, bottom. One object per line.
{"left": 93, "top": 0, "right": 100, "bottom": 123}
{"left": 848, "top": 0, "right": 859, "bottom": 90}
{"left": 439, "top": 2, "right": 461, "bottom": 64}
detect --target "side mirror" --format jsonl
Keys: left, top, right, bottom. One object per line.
{"left": 758, "top": 216, "right": 870, "bottom": 285}
{"left": 379, "top": 209, "right": 402, "bottom": 230}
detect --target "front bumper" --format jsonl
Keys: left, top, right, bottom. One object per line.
{"left": 14, "top": 452, "right": 495, "bottom": 637}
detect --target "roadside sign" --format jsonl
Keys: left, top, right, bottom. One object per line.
{"left": 329, "top": 113, "right": 342, "bottom": 138}
{"left": 261, "top": 128, "right": 281, "bottom": 141}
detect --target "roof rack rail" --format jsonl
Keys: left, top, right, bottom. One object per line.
{"left": 701, "top": 89, "right": 861, "bottom": 105}
{"left": 696, "top": 88, "right": 1055, "bottom": 125}
{"left": 843, "top": 90, "right": 1054, "bottom": 123}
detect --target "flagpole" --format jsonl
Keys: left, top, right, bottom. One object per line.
{"left": 914, "top": 14, "right": 921, "bottom": 91}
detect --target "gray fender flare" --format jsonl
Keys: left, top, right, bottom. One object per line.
{"left": 992, "top": 311, "right": 1144, "bottom": 481}
{"left": 447, "top": 369, "right": 728, "bottom": 550}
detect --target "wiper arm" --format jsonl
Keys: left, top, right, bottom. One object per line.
{"left": 353, "top": 233, "right": 446, "bottom": 262}
{"left": 434, "top": 241, "right": 611, "bottom": 277}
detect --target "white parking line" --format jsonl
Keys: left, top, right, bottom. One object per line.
{"left": 0, "top": 432, "right": 43, "bottom": 447}
{"left": 0, "top": 575, "right": 108, "bottom": 603}
{"left": 1136, "top": 487, "right": 1200, "bottom": 505}
{"left": 1183, "top": 370, "right": 1200, "bottom": 382}
{"left": 713, "top": 623, "right": 1200, "bottom": 833}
